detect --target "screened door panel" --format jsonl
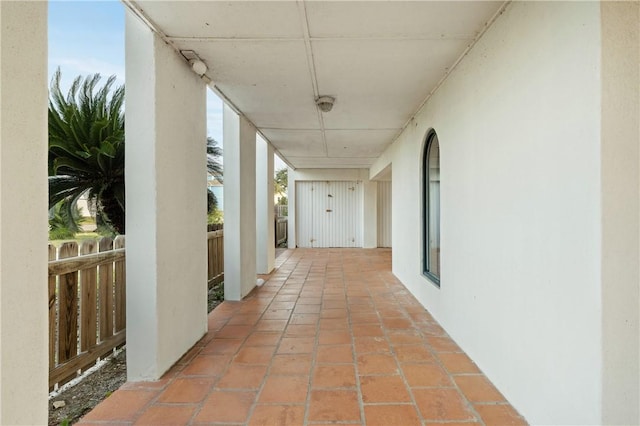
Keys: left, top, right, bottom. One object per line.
{"left": 296, "top": 181, "right": 362, "bottom": 248}
{"left": 296, "top": 181, "right": 315, "bottom": 248}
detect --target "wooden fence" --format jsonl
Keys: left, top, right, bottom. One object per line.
{"left": 48, "top": 230, "right": 225, "bottom": 390}
{"left": 275, "top": 204, "right": 288, "bottom": 218}
{"left": 275, "top": 218, "right": 288, "bottom": 246}
{"left": 207, "top": 230, "right": 224, "bottom": 288}
{"left": 275, "top": 205, "right": 288, "bottom": 246}
{"left": 48, "top": 236, "right": 126, "bottom": 390}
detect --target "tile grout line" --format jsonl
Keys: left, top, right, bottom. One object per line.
{"left": 191, "top": 256, "right": 295, "bottom": 425}
{"left": 296, "top": 257, "right": 317, "bottom": 426}
{"left": 242, "top": 264, "right": 295, "bottom": 425}
{"left": 401, "top": 286, "right": 489, "bottom": 426}
{"left": 186, "top": 303, "right": 245, "bottom": 425}
{"left": 373, "top": 267, "right": 428, "bottom": 426}
{"left": 244, "top": 276, "right": 290, "bottom": 424}
{"left": 351, "top": 256, "right": 369, "bottom": 426}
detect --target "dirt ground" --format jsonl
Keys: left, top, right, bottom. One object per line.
{"left": 48, "top": 282, "right": 224, "bottom": 426}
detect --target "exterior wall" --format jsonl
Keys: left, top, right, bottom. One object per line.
{"left": 125, "top": 11, "right": 208, "bottom": 380}
{"left": 289, "top": 169, "right": 376, "bottom": 248}
{"left": 377, "top": 181, "right": 392, "bottom": 247}
{"left": 0, "top": 2, "right": 49, "bottom": 423}
{"left": 371, "top": 2, "right": 603, "bottom": 424}
{"left": 600, "top": 2, "right": 640, "bottom": 424}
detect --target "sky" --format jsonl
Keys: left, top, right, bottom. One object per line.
{"left": 48, "top": 0, "right": 224, "bottom": 147}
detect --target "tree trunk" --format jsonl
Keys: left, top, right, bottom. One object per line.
{"left": 99, "top": 188, "right": 125, "bottom": 234}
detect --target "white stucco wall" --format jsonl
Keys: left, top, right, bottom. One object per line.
{"left": 224, "top": 107, "right": 257, "bottom": 299}
{"left": 600, "top": 2, "right": 639, "bottom": 424}
{"left": 372, "top": 2, "right": 604, "bottom": 424}
{"left": 256, "top": 135, "right": 275, "bottom": 274}
{"left": 125, "top": 11, "right": 208, "bottom": 380}
{"left": 0, "top": 2, "right": 48, "bottom": 423}
{"left": 289, "top": 168, "right": 377, "bottom": 248}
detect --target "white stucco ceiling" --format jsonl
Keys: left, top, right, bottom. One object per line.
{"left": 127, "top": 1, "right": 505, "bottom": 169}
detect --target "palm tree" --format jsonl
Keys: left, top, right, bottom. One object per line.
{"left": 207, "top": 137, "right": 223, "bottom": 213}
{"left": 274, "top": 167, "right": 288, "bottom": 203}
{"left": 48, "top": 200, "right": 83, "bottom": 240}
{"left": 49, "top": 69, "right": 224, "bottom": 233}
{"left": 48, "top": 68, "right": 125, "bottom": 234}
{"left": 207, "top": 136, "right": 223, "bottom": 180}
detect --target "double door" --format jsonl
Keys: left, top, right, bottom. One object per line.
{"left": 296, "top": 181, "right": 362, "bottom": 248}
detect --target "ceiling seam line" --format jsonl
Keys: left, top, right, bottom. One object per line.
{"left": 296, "top": 0, "right": 328, "bottom": 158}
{"left": 122, "top": 0, "right": 297, "bottom": 171}
{"left": 165, "top": 35, "right": 478, "bottom": 42}
{"left": 388, "top": 0, "right": 512, "bottom": 147}
{"left": 261, "top": 127, "right": 401, "bottom": 131}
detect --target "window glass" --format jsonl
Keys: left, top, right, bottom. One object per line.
{"left": 423, "top": 132, "right": 440, "bottom": 285}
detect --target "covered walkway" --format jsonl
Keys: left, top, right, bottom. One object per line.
{"left": 78, "top": 249, "right": 525, "bottom": 425}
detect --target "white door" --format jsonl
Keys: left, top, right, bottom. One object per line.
{"left": 296, "top": 181, "right": 363, "bottom": 248}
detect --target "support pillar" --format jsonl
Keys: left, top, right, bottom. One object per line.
{"left": 256, "top": 136, "right": 275, "bottom": 274}
{"left": 223, "top": 106, "right": 257, "bottom": 300}
{"left": 363, "top": 179, "right": 378, "bottom": 248}
{"left": 600, "top": 2, "right": 640, "bottom": 423}
{"left": 0, "top": 2, "right": 48, "bottom": 423}
{"left": 125, "top": 11, "right": 208, "bottom": 381}
{"left": 288, "top": 168, "right": 297, "bottom": 249}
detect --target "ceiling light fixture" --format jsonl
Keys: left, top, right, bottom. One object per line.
{"left": 181, "top": 50, "right": 209, "bottom": 79}
{"left": 316, "top": 96, "right": 335, "bottom": 113}
{"left": 190, "top": 59, "right": 208, "bottom": 76}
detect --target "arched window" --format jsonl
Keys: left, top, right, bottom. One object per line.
{"left": 423, "top": 130, "right": 440, "bottom": 286}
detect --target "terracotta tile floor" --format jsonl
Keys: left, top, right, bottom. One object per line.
{"left": 78, "top": 248, "right": 527, "bottom": 426}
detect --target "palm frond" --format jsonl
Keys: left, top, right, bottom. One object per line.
{"left": 49, "top": 70, "right": 126, "bottom": 233}
{"left": 207, "top": 137, "right": 223, "bottom": 182}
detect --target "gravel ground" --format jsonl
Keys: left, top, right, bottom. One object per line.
{"left": 48, "top": 350, "right": 127, "bottom": 426}
{"left": 48, "top": 282, "right": 224, "bottom": 426}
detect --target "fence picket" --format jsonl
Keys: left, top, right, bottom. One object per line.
{"left": 217, "top": 232, "right": 224, "bottom": 278}
{"left": 48, "top": 244, "right": 57, "bottom": 369}
{"left": 207, "top": 230, "right": 224, "bottom": 286}
{"left": 208, "top": 235, "right": 214, "bottom": 280}
{"left": 98, "top": 237, "right": 114, "bottom": 341}
{"left": 114, "top": 236, "right": 126, "bottom": 332}
{"left": 80, "top": 240, "right": 98, "bottom": 352}
{"left": 58, "top": 242, "right": 79, "bottom": 363}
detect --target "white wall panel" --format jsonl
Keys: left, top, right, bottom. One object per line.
{"left": 377, "top": 181, "right": 392, "bottom": 247}
{"left": 296, "top": 181, "right": 314, "bottom": 247}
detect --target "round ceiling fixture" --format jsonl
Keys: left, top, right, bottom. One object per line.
{"left": 191, "top": 59, "right": 208, "bottom": 76}
{"left": 316, "top": 96, "right": 335, "bottom": 113}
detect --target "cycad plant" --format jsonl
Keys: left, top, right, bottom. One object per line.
{"left": 207, "top": 136, "right": 223, "bottom": 213}
{"left": 48, "top": 68, "right": 125, "bottom": 234}
{"left": 207, "top": 136, "right": 223, "bottom": 181}
{"left": 48, "top": 200, "right": 82, "bottom": 240}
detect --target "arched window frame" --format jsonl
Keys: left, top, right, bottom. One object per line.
{"left": 422, "top": 130, "right": 441, "bottom": 287}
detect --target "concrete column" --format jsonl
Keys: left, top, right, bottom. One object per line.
{"left": 0, "top": 2, "right": 48, "bottom": 424}
{"left": 256, "top": 136, "right": 275, "bottom": 274}
{"left": 223, "top": 106, "right": 257, "bottom": 300}
{"left": 363, "top": 179, "right": 378, "bottom": 248}
{"left": 288, "top": 168, "right": 297, "bottom": 248}
{"left": 0, "top": 2, "right": 49, "bottom": 425}
{"left": 600, "top": 2, "right": 640, "bottom": 424}
{"left": 125, "top": 11, "right": 208, "bottom": 381}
